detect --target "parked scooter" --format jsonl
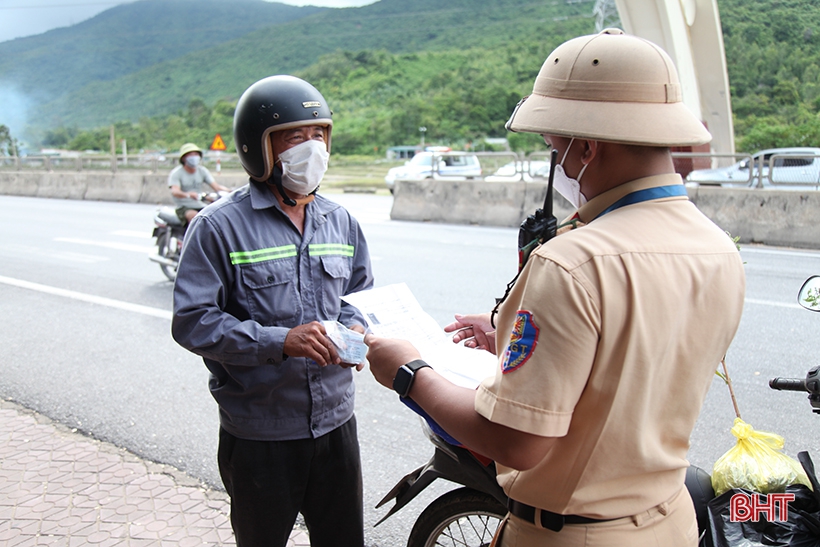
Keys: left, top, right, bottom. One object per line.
{"left": 149, "top": 191, "right": 227, "bottom": 281}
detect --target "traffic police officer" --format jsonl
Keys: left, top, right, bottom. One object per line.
{"left": 365, "top": 29, "right": 745, "bottom": 547}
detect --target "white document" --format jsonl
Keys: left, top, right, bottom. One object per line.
{"left": 342, "top": 283, "right": 498, "bottom": 389}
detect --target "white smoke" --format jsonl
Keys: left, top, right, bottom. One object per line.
{"left": 0, "top": 84, "right": 32, "bottom": 150}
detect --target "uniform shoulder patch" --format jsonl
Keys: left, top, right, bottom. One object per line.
{"left": 501, "top": 310, "right": 539, "bottom": 374}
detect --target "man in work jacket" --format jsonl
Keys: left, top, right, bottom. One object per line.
{"left": 364, "top": 29, "right": 746, "bottom": 547}
{"left": 172, "top": 75, "right": 373, "bottom": 547}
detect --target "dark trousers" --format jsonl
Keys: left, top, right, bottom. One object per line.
{"left": 217, "top": 416, "right": 364, "bottom": 547}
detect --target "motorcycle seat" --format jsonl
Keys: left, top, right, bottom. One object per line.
{"left": 157, "top": 208, "right": 184, "bottom": 226}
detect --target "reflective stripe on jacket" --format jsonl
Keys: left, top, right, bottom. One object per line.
{"left": 171, "top": 181, "right": 374, "bottom": 441}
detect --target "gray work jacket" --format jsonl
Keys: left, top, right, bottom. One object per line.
{"left": 171, "top": 181, "right": 374, "bottom": 441}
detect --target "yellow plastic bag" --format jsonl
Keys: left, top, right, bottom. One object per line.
{"left": 711, "top": 418, "right": 812, "bottom": 496}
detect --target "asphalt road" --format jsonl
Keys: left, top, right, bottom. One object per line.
{"left": 2, "top": 192, "right": 820, "bottom": 546}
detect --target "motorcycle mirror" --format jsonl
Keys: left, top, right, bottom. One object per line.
{"left": 798, "top": 276, "right": 820, "bottom": 311}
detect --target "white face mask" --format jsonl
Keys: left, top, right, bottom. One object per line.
{"left": 184, "top": 154, "right": 201, "bottom": 168}
{"left": 278, "top": 139, "right": 329, "bottom": 195}
{"left": 552, "top": 138, "right": 588, "bottom": 209}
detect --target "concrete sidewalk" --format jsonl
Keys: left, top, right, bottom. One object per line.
{"left": 0, "top": 400, "right": 310, "bottom": 546}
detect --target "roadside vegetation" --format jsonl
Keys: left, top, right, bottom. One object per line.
{"left": 3, "top": 0, "right": 820, "bottom": 158}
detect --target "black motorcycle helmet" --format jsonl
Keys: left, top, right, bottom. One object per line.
{"left": 233, "top": 75, "right": 333, "bottom": 183}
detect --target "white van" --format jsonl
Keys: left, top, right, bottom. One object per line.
{"left": 385, "top": 151, "right": 482, "bottom": 192}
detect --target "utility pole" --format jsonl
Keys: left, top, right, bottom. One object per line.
{"left": 109, "top": 125, "right": 117, "bottom": 172}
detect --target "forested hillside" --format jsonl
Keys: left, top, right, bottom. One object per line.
{"left": 5, "top": 0, "right": 820, "bottom": 155}
{"left": 718, "top": 0, "right": 820, "bottom": 151}
{"left": 0, "top": 0, "right": 324, "bottom": 111}
{"left": 27, "top": 0, "right": 595, "bottom": 130}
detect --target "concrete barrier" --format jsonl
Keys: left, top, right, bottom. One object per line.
{"left": 687, "top": 185, "right": 820, "bottom": 248}
{"left": 392, "top": 178, "right": 820, "bottom": 249}
{"left": 390, "top": 178, "right": 574, "bottom": 226}
{"left": 0, "top": 171, "right": 249, "bottom": 205}
{"left": 2, "top": 171, "right": 820, "bottom": 249}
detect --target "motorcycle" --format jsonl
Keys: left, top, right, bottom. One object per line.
{"left": 375, "top": 416, "right": 715, "bottom": 547}
{"left": 770, "top": 275, "right": 820, "bottom": 414}
{"left": 149, "top": 191, "right": 227, "bottom": 281}
{"left": 375, "top": 276, "right": 820, "bottom": 547}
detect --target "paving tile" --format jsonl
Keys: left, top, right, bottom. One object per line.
{"left": 0, "top": 400, "right": 310, "bottom": 547}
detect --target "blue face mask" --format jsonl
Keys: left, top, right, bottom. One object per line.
{"left": 184, "top": 154, "right": 201, "bottom": 168}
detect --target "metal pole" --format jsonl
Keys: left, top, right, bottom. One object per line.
{"left": 110, "top": 125, "right": 117, "bottom": 172}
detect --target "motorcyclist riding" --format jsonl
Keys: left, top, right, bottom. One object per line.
{"left": 168, "top": 142, "right": 229, "bottom": 223}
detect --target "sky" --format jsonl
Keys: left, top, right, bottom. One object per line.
{"left": 0, "top": 0, "right": 378, "bottom": 44}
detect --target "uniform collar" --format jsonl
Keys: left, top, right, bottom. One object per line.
{"left": 575, "top": 173, "right": 686, "bottom": 224}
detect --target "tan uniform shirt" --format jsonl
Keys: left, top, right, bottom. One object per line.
{"left": 475, "top": 174, "right": 745, "bottom": 519}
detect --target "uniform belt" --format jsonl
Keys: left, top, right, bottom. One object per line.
{"left": 507, "top": 498, "right": 617, "bottom": 532}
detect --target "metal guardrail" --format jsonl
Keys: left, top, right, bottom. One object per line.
{"left": 0, "top": 152, "right": 244, "bottom": 173}
{"left": 423, "top": 151, "right": 552, "bottom": 182}
{"left": 674, "top": 151, "right": 820, "bottom": 188}
{"left": 5, "top": 150, "right": 819, "bottom": 189}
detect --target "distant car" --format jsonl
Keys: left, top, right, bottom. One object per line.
{"left": 385, "top": 151, "right": 482, "bottom": 192}
{"left": 484, "top": 160, "right": 550, "bottom": 182}
{"left": 685, "top": 147, "right": 820, "bottom": 189}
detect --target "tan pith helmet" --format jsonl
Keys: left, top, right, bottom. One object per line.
{"left": 506, "top": 28, "right": 711, "bottom": 147}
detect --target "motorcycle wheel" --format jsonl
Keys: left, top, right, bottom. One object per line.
{"left": 406, "top": 487, "right": 506, "bottom": 547}
{"left": 156, "top": 231, "right": 178, "bottom": 282}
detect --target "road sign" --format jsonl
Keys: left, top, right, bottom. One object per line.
{"left": 209, "top": 134, "right": 227, "bottom": 151}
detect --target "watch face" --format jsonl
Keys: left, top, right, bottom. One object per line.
{"left": 393, "top": 366, "right": 413, "bottom": 398}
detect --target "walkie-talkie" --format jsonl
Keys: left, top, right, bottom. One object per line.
{"left": 517, "top": 148, "right": 559, "bottom": 271}
{"left": 491, "top": 148, "right": 559, "bottom": 327}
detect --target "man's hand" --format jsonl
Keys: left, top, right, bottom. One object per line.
{"left": 443, "top": 313, "right": 497, "bottom": 354}
{"left": 364, "top": 334, "right": 421, "bottom": 389}
{"left": 284, "top": 322, "right": 340, "bottom": 366}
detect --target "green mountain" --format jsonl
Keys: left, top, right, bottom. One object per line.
{"left": 4, "top": 0, "right": 820, "bottom": 155}
{"left": 14, "top": 0, "right": 596, "bottom": 130}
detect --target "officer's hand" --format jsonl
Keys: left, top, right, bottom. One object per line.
{"left": 363, "top": 334, "right": 421, "bottom": 389}
{"left": 284, "top": 322, "right": 340, "bottom": 366}
{"left": 338, "top": 324, "right": 366, "bottom": 371}
{"left": 443, "top": 313, "right": 497, "bottom": 354}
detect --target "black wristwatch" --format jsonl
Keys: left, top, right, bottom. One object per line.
{"left": 393, "top": 360, "right": 431, "bottom": 398}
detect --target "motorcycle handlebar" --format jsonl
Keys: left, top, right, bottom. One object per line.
{"left": 769, "top": 377, "right": 808, "bottom": 392}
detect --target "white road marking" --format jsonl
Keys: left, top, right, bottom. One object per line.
{"left": 52, "top": 251, "right": 109, "bottom": 264}
{"left": 0, "top": 243, "right": 108, "bottom": 263}
{"left": 741, "top": 247, "right": 820, "bottom": 259}
{"left": 55, "top": 237, "right": 154, "bottom": 254}
{"left": 0, "top": 275, "right": 171, "bottom": 320}
{"left": 112, "top": 230, "right": 153, "bottom": 239}
{"left": 745, "top": 298, "right": 802, "bottom": 310}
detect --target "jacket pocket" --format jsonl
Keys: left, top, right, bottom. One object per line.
{"left": 319, "top": 255, "right": 351, "bottom": 318}
{"left": 240, "top": 259, "right": 298, "bottom": 324}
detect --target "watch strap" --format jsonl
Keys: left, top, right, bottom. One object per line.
{"left": 404, "top": 359, "right": 431, "bottom": 373}
{"left": 393, "top": 359, "right": 431, "bottom": 398}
